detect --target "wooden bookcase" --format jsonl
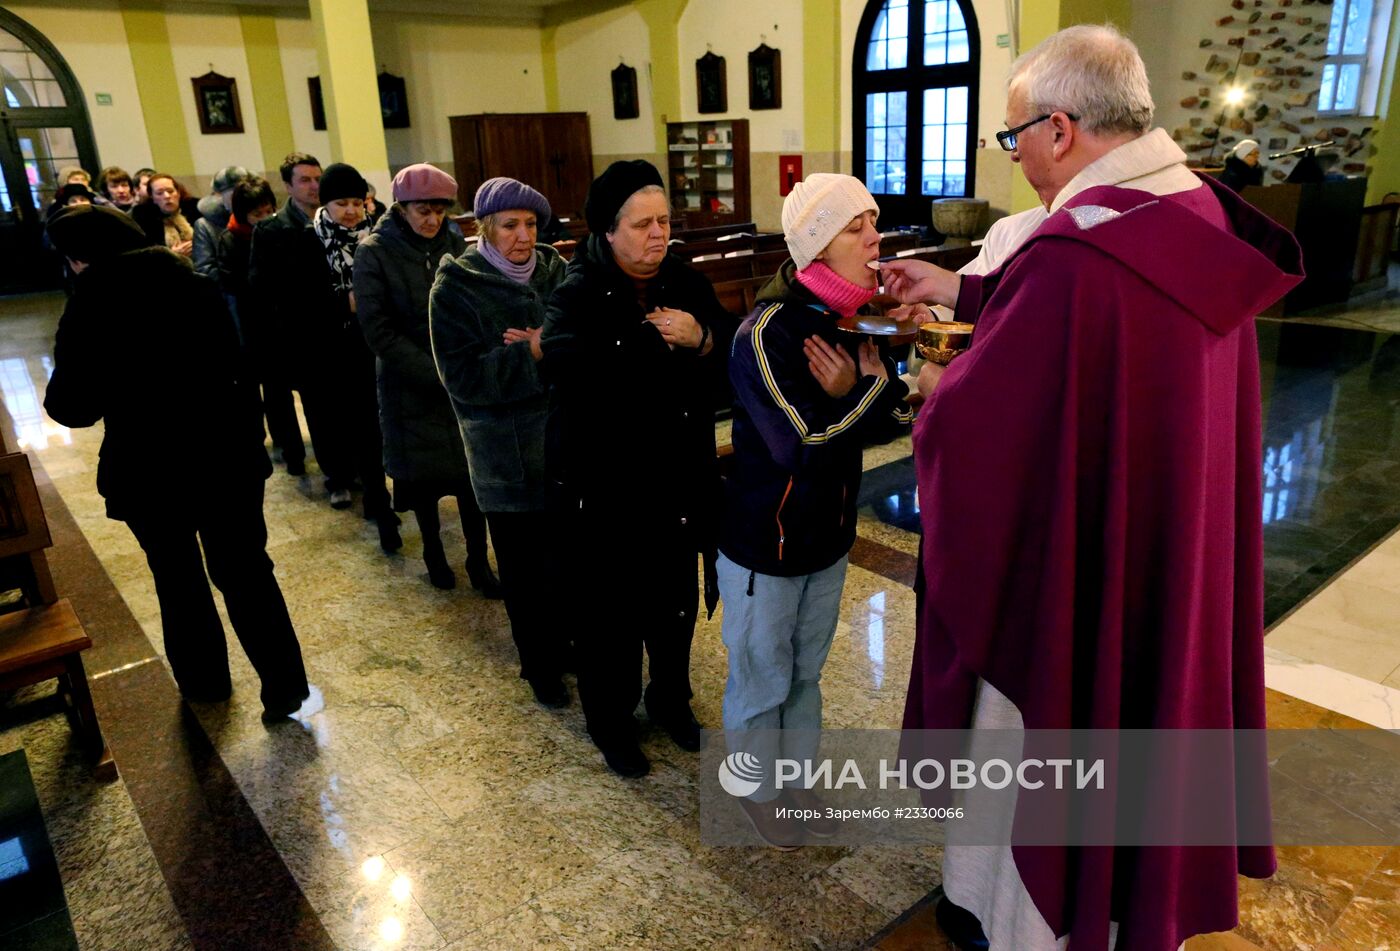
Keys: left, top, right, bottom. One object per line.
{"left": 666, "top": 119, "right": 750, "bottom": 229}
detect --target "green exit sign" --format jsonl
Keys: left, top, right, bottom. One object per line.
{"left": 95, "top": 93, "right": 112, "bottom": 105}
{"left": 996, "top": 34, "right": 1010, "bottom": 48}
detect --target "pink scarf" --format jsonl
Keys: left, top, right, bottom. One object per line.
{"left": 795, "top": 260, "right": 876, "bottom": 317}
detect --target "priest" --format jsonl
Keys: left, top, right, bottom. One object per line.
{"left": 882, "top": 24, "right": 1303, "bottom": 951}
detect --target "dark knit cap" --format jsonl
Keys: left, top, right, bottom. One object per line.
{"left": 584, "top": 160, "right": 663, "bottom": 235}
{"left": 47, "top": 204, "right": 150, "bottom": 263}
{"left": 318, "top": 163, "right": 369, "bottom": 204}
{"left": 56, "top": 183, "right": 96, "bottom": 205}
{"left": 473, "top": 176, "right": 551, "bottom": 227}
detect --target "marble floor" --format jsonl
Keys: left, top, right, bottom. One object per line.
{"left": 2, "top": 289, "right": 1400, "bottom": 951}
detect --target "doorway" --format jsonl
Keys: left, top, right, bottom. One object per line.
{"left": 0, "top": 8, "right": 100, "bottom": 294}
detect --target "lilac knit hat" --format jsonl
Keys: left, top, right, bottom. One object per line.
{"left": 472, "top": 176, "right": 551, "bottom": 227}
{"left": 392, "top": 164, "right": 458, "bottom": 203}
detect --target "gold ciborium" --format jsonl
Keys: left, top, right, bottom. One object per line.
{"left": 915, "top": 321, "right": 974, "bottom": 366}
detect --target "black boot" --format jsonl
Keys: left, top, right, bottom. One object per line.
{"left": 645, "top": 698, "right": 702, "bottom": 752}
{"left": 600, "top": 741, "right": 650, "bottom": 778}
{"left": 376, "top": 513, "right": 403, "bottom": 553}
{"left": 465, "top": 557, "right": 503, "bottom": 599}
{"left": 527, "top": 675, "right": 570, "bottom": 708}
{"left": 424, "top": 543, "right": 455, "bottom": 589}
{"left": 934, "top": 888, "right": 989, "bottom": 951}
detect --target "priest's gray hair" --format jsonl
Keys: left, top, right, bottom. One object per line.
{"left": 1009, "top": 24, "right": 1154, "bottom": 136}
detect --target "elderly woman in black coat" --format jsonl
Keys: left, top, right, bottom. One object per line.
{"left": 540, "top": 161, "right": 735, "bottom": 777}
{"left": 354, "top": 164, "right": 500, "bottom": 595}
{"left": 43, "top": 205, "right": 310, "bottom": 719}
{"left": 430, "top": 177, "right": 568, "bottom": 705}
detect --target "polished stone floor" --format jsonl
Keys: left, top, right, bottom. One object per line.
{"left": 3, "top": 288, "right": 1400, "bottom": 950}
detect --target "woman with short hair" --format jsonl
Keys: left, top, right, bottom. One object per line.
{"left": 97, "top": 166, "right": 136, "bottom": 213}
{"left": 355, "top": 164, "right": 500, "bottom": 596}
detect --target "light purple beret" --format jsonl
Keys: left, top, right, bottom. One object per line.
{"left": 392, "top": 164, "right": 458, "bottom": 203}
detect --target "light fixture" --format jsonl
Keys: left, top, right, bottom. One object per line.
{"left": 1224, "top": 85, "right": 1247, "bottom": 108}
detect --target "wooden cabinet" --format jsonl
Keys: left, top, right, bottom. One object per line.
{"left": 448, "top": 113, "right": 594, "bottom": 223}
{"left": 666, "top": 119, "right": 750, "bottom": 229}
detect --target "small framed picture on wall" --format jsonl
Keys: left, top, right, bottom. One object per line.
{"left": 612, "top": 63, "right": 640, "bottom": 120}
{"left": 191, "top": 71, "right": 243, "bottom": 135}
{"left": 696, "top": 51, "right": 727, "bottom": 114}
{"left": 748, "top": 43, "right": 781, "bottom": 110}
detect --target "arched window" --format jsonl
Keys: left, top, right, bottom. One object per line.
{"left": 853, "top": 0, "right": 980, "bottom": 226}
{"left": 0, "top": 7, "right": 99, "bottom": 291}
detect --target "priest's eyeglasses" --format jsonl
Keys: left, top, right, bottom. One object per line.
{"left": 996, "top": 113, "right": 1079, "bottom": 151}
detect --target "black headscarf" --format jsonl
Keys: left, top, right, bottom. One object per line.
{"left": 584, "top": 160, "right": 663, "bottom": 235}
{"left": 47, "top": 204, "right": 150, "bottom": 263}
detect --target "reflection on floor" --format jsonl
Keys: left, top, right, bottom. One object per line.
{"left": 2, "top": 288, "right": 1400, "bottom": 950}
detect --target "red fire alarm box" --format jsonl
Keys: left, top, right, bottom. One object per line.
{"left": 779, "top": 154, "right": 802, "bottom": 196}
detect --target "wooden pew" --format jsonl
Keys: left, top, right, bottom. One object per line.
{"left": 0, "top": 451, "right": 115, "bottom": 781}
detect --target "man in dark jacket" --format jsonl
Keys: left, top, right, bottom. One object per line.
{"left": 193, "top": 165, "right": 250, "bottom": 280}
{"left": 44, "top": 205, "right": 311, "bottom": 720}
{"left": 540, "top": 160, "right": 736, "bottom": 778}
{"left": 247, "top": 152, "right": 321, "bottom": 475}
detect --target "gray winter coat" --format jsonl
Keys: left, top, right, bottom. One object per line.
{"left": 429, "top": 243, "right": 567, "bottom": 512}
{"left": 354, "top": 209, "right": 469, "bottom": 483}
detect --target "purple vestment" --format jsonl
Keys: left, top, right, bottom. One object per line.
{"left": 903, "top": 176, "right": 1304, "bottom": 949}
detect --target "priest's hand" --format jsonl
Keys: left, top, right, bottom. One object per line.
{"left": 880, "top": 260, "right": 960, "bottom": 309}
{"left": 858, "top": 339, "right": 888, "bottom": 382}
{"left": 916, "top": 361, "right": 946, "bottom": 399}
{"left": 503, "top": 326, "right": 543, "bottom": 361}
{"left": 804, "top": 335, "right": 857, "bottom": 398}
{"left": 885, "top": 302, "right": 934, "bottom": 323}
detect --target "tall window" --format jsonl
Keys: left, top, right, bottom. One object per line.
{"left": 1317, "top": 0, "right": 1393, "bottom": 116}
{"left": 854, "top": 0, "right": 980, "bottom": 226}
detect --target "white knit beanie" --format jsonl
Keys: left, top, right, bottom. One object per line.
{"left": 781, "top": 173, "right": 879, "bottom": 271}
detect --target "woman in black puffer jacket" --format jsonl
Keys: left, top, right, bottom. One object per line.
{"left": 354, "top": 164, "right": 499, "bottom": 595}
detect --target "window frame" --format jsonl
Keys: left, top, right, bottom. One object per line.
{"left": 1317, "top": 0, "right": 1393, "bottom": 117}
{"left": 852, "top": 0, "right": 981, "bottom": 228}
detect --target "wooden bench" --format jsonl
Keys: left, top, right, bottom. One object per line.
{"left": 0, "top": 450, "right": 115, "bottom": 781}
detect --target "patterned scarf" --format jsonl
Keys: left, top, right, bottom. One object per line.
{"left": 314, "top": 206, "right": 369, "bottom": 295}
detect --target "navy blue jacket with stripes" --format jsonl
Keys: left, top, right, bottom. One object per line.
{"left": 721, "top": 260, "right": 913, "bottom": 577}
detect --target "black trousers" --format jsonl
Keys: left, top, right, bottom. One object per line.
{"left": 124, "top": 483, "right": 309, "bottom": 707}
{"left": 570, "top": 519, "right": 698, "bottom": 748}
{"left": 484, "top": 510, "right": 560, "bottom": 682}
{"left": 298, "top": 362, "right": 390, "bottom": 517}
{"left": 262, "top": 379, "right": 304, "bottom": 464}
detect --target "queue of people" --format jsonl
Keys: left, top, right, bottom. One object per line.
{"left": 38, "top": 21, "right": 1303, "bottom": 949}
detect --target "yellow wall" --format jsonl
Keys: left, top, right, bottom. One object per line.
{"left": 273, "top": 13, "right": 333, "bottom": 168}
{"left": 369, "top": 13, "right": 546, "bottom": 169}
{"left": 553, "top": 6, "right": 657, "bottom": 157}
{"left": 165, "top": 4, "right": 265, "bottom": 189}
{"left": 1366, "top": 0, "right": 1400, "bottom": 203}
